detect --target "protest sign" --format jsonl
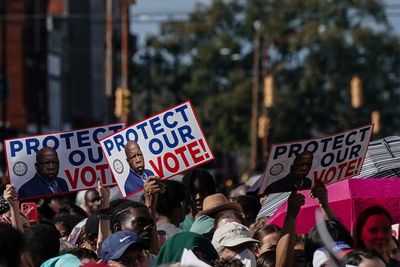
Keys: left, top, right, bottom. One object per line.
{"left": 5, "top": 123, "right": 125, "bottom": 200}
{"left": 259, "top": 125, "right": 373, "bottom": 194}
{"left": 100, "top": 101, "right": 214, "bottom": 197}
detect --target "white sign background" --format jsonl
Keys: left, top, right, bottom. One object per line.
{"left": 100, "top": 101, "right": 214, "bottom": 197}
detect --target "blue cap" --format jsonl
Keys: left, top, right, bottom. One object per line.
{"left": 101, "top": 231, "right": 141, "bottom": 261}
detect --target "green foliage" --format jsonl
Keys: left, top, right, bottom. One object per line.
{"left": 131, "top": 0, "right": 400, "bottom": 164}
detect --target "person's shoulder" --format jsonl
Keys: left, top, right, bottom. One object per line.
{"left": 18, "top": 176, "right": 38, "bottom": 196}
{"left": 19, "top": 175, "right": 37, "bottom": 189}
{"left": 55, "top": 177, "right": 69, "bottom": 190}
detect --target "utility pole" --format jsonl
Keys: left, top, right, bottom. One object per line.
{"left": 105, "top": 0, "right": 113, "bottom": 98}
{"left": 105, "top": 0, "right": 113, "bottom": 122}
{"left": 0, "top": 0, "right": 8, "bottom": 176}
{"left": 117, "top": 0, "right": 133, "bottom": 123}
{"left": 250, "top": 21, "right": 261, "bottom": 172}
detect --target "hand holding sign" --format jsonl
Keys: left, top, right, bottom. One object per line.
{"left": 286, "top": 192, "right": 305, "bottom": 219}
{"left": 144, "top": 176, "right": 164, "bottom": 216}
{"left": 100, "top": 101, "right": 214, "bottom": 198}
{"left": 6, "top": 123, "right": 125, "bottom": 200}
{"left": 259, "top": 125, "right": 373, "bottom": 194}
{"left": 3, "top": 184, "right": 18, "bottom": 208}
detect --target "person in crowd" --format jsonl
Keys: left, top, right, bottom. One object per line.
{"left": 265, "top": 151, "right": 313, "bottom": 193}
{"left": 100, "top": 230, "right": 148, "bottom": 267}
{"left": 191, "top": 193, "right": 243, "bottom": 241}
{"left": 58, "top": 201, "right": 88, "bottom": 219}
{"left": 76, "top": 214, "right": 100, "bottom": 252}
{"left": 214, "top": 209, "right": 246, "bottom": 230}
{"left": 353, "top": 205, "right": 399, "bottom": 266}
{"left": 75, "top": 190, "right": 88, "bottom": 210}
{"left": 212, "top": 222, "right": 260, "bottom": 266}
{"left": 157, "top": 231, "right": 218, "bottom": 266}
{"left": 388, "top": 236, "right": 400, "bottom": 262}
{"left": 53, "top": 213, "right": 83, "bottom": 241}
{"left": 23, "top": 223, "right": 61, "bottom": 267}
{"left": 68, "top": 247, "right": 99, "bottom": 263}
{"left": 82, "top": 189, "right": 102, "bottom": 216}
{"left": 275, "top": 191, "right": 305, "bottom": 267}
{"left": 47, "top": 195, "right": 71, "bottom": 216}
{"left": 41, "top": 253, "right": 82, "bottom": 267}
{"left": 256, "top": 250, "right": 276, "bottom": 267}
{"left": 303, "top": 178, "right": 352, "bottom": 266}
{"left": 294, "top": 234, "right": 307, "bottom": 267}
{"left": 3, "top": 184, "right": 26, "bottom": 230}
{"left": 213, "top": 257, "right": 245, "bottom": 267}
{"left": 304, "top": 219, "right": 353, "bottom": 266}
{"left": 229, "top": 184, "right": 250, "bottom": 201}
{"left": 181, "top": 168, "right": 217, "bottom": 230}
{"left": 252, "top": 224, "right": 282, "bottom": 256}
{"left": 124, "top": 141, "right": 155, "bottom": 196}
{"left": 18, "top": 147, "right": 69, "bottom": 198}
{"left": 232, "top": 195, "right": 261, "bottom": 227}
{"left": 0, "top": 222, "right": 29, "bottom": 267}
{"left": 343, "top": 249, "right": 387, "bottom": 267}
{"left": 155, "top": 180, "right": 187, "bottom": 239}
{"left": 110, "top": 200, "right": 159, "bottom": 265}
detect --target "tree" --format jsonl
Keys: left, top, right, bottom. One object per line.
{"left": 132, "top": 0, "right": 400, "bottom": 170}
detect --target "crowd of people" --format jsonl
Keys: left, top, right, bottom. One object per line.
{"left": 0, "top": 164, "right": 399, "bottom": 267}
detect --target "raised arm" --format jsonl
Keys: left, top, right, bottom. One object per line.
{"left": 310, "top": 179, "right": 336, "bottom": 220}
{"left": 275, "top": 191, "right": 305, "bottom": 267}
{"left": 144, "top": 176, "right": 164, "bottom": 254}
{"left": 3, "top": 184, "right": 23, "bottom": 232}
{"left": 96, "top": 179, "right": 111, "bottom": 256}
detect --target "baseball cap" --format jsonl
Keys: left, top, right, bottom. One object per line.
{"left": 212, "top": 222, "right": 260, "bottom": 252}
{"left": 101, "top": 231, "right": 142, "bottom": 261}
{"left": 312, "top": 241, "right": 352, "bottom": 267}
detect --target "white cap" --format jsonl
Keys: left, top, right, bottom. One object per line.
{"left": 212, "top": 222, "right": 260, "bottom": 252}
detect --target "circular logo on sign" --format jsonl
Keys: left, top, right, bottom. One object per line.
{"left": 270, "top": 163, "right": 284, "bottom": 176}
{"left": 113, "top": 159, "right": 124, "bottom": 174}
{"left": 13, "top": 162, "right": 28, "bottom": 176}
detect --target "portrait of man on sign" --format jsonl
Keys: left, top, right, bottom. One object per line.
{"left": 265, "top": 151, "right": 313, "bottom": 193}
{"left": 18, "top": 147, "right": 69, "bottom": 199}
{"left": 123, "top": 141, "right": 155, "bottom": 195}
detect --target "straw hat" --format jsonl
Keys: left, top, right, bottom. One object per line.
{"left": 196, "top": 193, "right": 242, "bottom": 217}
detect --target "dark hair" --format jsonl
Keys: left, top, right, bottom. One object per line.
{"left": 252, "top": 224, "right": 282, "bottom": 242}
{"left": 156, "top": 180, "right": 187, "bottom": 216}
{"left": 182, "top": 169, "right": 216, "bottom": 201}
{"left": 24, "top": 223, "right": 60, "bottom": 266}
{"left": 353, "top": 205, "right": 393, "bottom": 249}
{"left": 110, "top": 200, "right": 147, "bottom": 233}
{"left": 304, "top": 219, "right": 353, "bottom": 265}
{"left": 343, "top": 248, "right": 386, "bottom": 265}
{"left": 0, "top": 222, "right": 26, "bottom": 267}
{"left": 68, "top": 247, "right": 98, "bottom": 261}
{"left": 53, "top": 214, "right": 83, "bottom": 237}
{"left": 59, "top": 202, "right": 88, "bottom": 219}
{"left": 233, "top": 195, "right": 261, "bottom": 227}
{"left": 257, "top": 250, "right": 276, "bottom": 267}
{"left": 212, "top": 257, "right": 244, "bottom": 267}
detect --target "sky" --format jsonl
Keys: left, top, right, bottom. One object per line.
{"left": 130, "top": 0, "right": 400, "bottom": 46}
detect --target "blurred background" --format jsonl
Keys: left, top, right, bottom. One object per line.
{"left": 0, "top": 0, "right": 399, "bottom": 189}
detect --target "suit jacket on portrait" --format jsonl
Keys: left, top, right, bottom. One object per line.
{"left": 265, "top": 173, "right": 312, "bottom": 193}
{"left": 124, "top": 168, "right": 154, "bottom": 196}
{"left": 18, "top": 172, "right": 69, "bottom": 199}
